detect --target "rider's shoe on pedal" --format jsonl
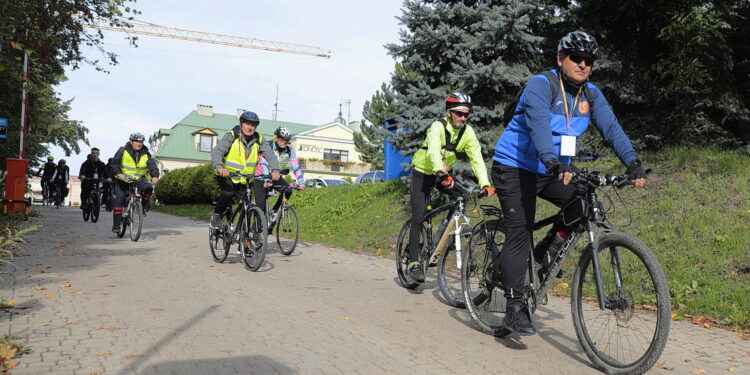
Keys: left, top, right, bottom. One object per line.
{"left": 503, "top": 302, "right": 536, "bottom": 336}
{"left": 111, "top": 224, "right": 120, "bottom": 233}
{"left": 407, "top": 262, "right": 425, "bottom": 283}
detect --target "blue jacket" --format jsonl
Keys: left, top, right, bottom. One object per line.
{"left": 493, "top": 69, "right": 637, "bottom": 175}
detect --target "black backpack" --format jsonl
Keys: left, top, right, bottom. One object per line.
{"left": 502, "top": 70, "right": 595, "bottom": 125}
{"left": 420, "top": 118, "right": 468, "bottom": 159}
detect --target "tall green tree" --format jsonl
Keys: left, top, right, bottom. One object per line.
{"left": 0, "top": 0, "right": 139, "bottom": 166}
{"left": 353, "top": 83, "right": 399, "bottom": 169}
{"left": 569, "top": 0, "right": 750, "bottom": 152}
{"left": 384, "top": 0, "right": 560, "bottom": 182}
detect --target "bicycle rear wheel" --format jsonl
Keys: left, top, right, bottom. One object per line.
{"left": 438, "top": 231, "right": 470, "bottom": 308}
{"left": 209, "top": 211, "right": 231, "bottom": 263}
{"left": 462, "top": 219, "right": 510, "bottom": 337}
{"left": 241, "top": 206, "right": 267, "bottom": 271}
{"left": 395, "top": 220, "right": 428, "bottom": 290}
{"left": 91, "top": 195, "right": 100, "bottom": 223}
{"left": 276, "top": 205, "right": 300, "bottom": 256}
{"left": 571, "top": 232, "right": 670, "bottom": 375}
{"left": 129, "top": 200, "right": 143, "bottom": 242}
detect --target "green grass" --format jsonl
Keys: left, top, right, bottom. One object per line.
{"left": 154, "top": 147, "right": 750, "bottom": 328}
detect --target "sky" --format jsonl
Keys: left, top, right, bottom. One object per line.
{"left": 51, "top": 0, "right": 405, "bottom": 170}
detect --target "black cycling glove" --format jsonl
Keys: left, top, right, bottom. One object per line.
{"left": 626, "top": 159, "right": 647, "bottom": 180}
{"left": 544, "top": 159, "right": 573, "bottom": 176}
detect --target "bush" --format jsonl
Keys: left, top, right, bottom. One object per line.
{"left": 155, "top": 164, "right": 218, "bottom": 204}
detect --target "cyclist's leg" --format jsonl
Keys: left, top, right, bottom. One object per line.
{"left": 112, "top": 180, "right": 128, "bottom": 230}
{"left": 252, "top": 179, "right": 268, "bottom": 213}
{"left": 137, "top": 180, "right": 154, "bottom": 209}
{"left": 408, "top": 170, "right": 435, "bottom": 263}
{"left": 271, "top": 180, "right": 288, "bottom": 212}
{"left": 214, "top": 176, "right": 236, "bottom": 215}
{"left": 80, "top": 180, "right": 92, "bottom": 208}
{"left": 534, "top": 176, "right": 578, "bottom": 261}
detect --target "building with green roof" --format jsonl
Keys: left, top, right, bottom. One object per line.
{"left": 150, "top": 105, "right": 370, "bottom": 181}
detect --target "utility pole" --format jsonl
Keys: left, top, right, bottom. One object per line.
{"left": 273, "top": 84, "right": 280, "bottom": 121}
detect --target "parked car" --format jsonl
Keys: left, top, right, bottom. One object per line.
{"left": 354, "top": 170, "right": 384, "bottom": 185}
{"left": 307, "top": 178, "right": 351, "bottom": 188}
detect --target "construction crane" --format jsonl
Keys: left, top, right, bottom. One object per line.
{"left": 84, "top": 18, "right": 331, "bottom": 58}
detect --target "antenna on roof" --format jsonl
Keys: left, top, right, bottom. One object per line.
{"left": 273, "top": 84, "right": 282, "bottom": 121}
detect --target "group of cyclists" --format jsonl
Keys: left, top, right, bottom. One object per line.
{"left": 405, "top": 31, "right": 648, "bottom": 336}
{"left": 37, "top": 133, "right": 160, "bottom": 233}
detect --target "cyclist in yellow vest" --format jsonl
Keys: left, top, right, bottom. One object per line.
{"left": 405, "top": 92, "right": 495, "bottom": 284}
{"left": 210, "top": 111, "right": 281, "bottom": 228}
{"left": 109, "top": 132, "right": 160, "bottom": 233}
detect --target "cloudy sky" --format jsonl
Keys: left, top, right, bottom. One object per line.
{"left": 52, "top": 0, "right": 404, "bottom": 169}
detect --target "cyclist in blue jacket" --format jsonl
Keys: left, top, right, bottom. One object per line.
{"left": 492, "top": 31, "right": 647, "bottom": 335}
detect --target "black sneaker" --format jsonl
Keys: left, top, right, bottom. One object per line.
{"left": 111, "top": 224, "right": 121, "bottom": 233}
{"left": 503, "top": 302, "right": 536, "bottom": 336}
{"left": 407, "top": 262, "right": 425, "bottom": 283}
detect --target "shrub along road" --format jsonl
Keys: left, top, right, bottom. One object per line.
{"left": 0, "top": 207, "right": 747, "bottom": 374}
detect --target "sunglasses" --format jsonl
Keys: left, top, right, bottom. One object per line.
{"left": 451, "top": 110, "right": 470, "bottom": 118}
{"left": 569, "top": 53, "right": 595, "bottom": 67}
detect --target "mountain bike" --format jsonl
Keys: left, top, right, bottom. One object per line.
{"left": 264, "top": 175, "right": 301, "bottom": 256}
{"left": 41, "top": 179, "right": 53, "bottom": 206}
{"left": 461, "top": 169, "right": 669, "bottom": 375}
{"left": 117, "top": 179, "right": 144, "bottom": 242}
{"left": 82, "top": 178, "right": 102, "bottom": 223}
{"left": 396, "top": 181, "right": 488, "bottom": 308}
{"left": 208, "top": 172, "right": 268, "bottom": 271}
{"left": 52, "top": 180, "right": 64, "bottom": 208}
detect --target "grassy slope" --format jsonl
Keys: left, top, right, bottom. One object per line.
{"left": 154, "top": 148, "right": 750, "bottom": 327}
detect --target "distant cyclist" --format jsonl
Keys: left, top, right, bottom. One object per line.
{"left": 50, "top": 159, "right": 70, "bottom": 205}
{"left": 78, "top": 147, "right": 109, "bottom": 210}
{"left": 210, "top": 111, "right": 281, "bottom": 228}
{"left": 406, "top": 92, "right": 495, "bottom": 284}
{"left": 37, "top": 155, "right": 56, "bottom": 202}
{"left": 110, "top": 133, "right": 160, "bottom": 233}
{"left": 256, "top": 126, "right": 306, "bottom": 215}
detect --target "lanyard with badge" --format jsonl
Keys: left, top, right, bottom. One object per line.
{"left": 559, "top": 75, "right": 580, "bottom": 157}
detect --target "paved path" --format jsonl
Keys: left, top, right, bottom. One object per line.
{"left": 0, "top": 207, "right": 747, "bottom": 374}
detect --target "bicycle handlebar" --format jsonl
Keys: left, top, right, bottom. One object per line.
{"left": 573, "top": 168, "right": 653, "bottom": 188}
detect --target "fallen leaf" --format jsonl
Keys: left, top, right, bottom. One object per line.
{"left": 33, "top": 286, "right": 46, "bottom": 291}
{"left": 60, "top": 282, "right": 72, "bottom": 288}
{"left": 65, "top": 320, "right": 73, "bottom": 325}
{"left": 95, "top": 352, "right": 110, "bottom": 357}
{"left": 38, "top": 323, "right": 49, "bottom": 327}
{"left": 39, "top": 269, "right": 47, "bottom": 273}
{"left": 703, "top": 323, "right": 711, "bottom": 329}
{"left": 656, "top": 362, "right": 674, "bottom": 371}
{"left": 78, "top": 235, "right": 87, "bottom": 239}
{"left": 219, "top": 349, "right": 233, "bottom": 353}
{"left": 103, "top": 327, "right": 121, "bottom": 332}
{"left": 617, "top": 321, "right": 630, "bottom": 328}
{"left": 44, "top": 295, "right": 56, "bottom": 299}
{"left": 691, "top": 370, "right": 706, "bottom": 374}
{"left": 394, "top": 309, "right": 409, "bottom": 313}
{"left": 668, "top": 337, "right": 677, "bottom": 341}
{"left": 69, "top": 290, "right": 85, "bottom": 295}
{"left": 642, "top": 304, "right": 658, "bottom": 311}
{"left": 305, "top": 286, "right": 317, "bottom": 289}
{"left": 89, "top": 372, "right": 103, "bottom": 375}
{"left": 339, "top": 316, "right": 350, "bottom": 320}
{"left": 671, "top": 313, "right": 678, "bottom": 319}
{"left": 123, "top": 355, "right": 143, "bottom": 360}
{"left": 728, "top": 367, "right": 736, "bottom": 372}
{"left": 149, "top": 308, "right": 163, "bottom": 312}
{"left": 331, "top": 261, "right": 338, "bottom": 264}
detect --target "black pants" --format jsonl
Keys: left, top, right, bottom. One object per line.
{"left": 408, "top": 170, "right": 459, "bottom": 263}
{"left": 213, "top": 176, "right": 266, "bottom": 215}
{"left": 113, "top": 179, "right": 153, "bottom": 226}
{"left": 492, "top": 162, "right": 576, "bottom": 304}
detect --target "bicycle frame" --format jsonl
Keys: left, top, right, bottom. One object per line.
{"left": 421, "top": 191, "right": 473, "bottom": 272}
{"left": 223, "top": 176, "right": 260, "bottom": 244}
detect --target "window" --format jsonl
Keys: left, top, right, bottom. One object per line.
{"left": 323, "top": 149, "right": 349, "bottom": 162}
{"left": 199, "top": 134, "right": 213, "bottom": 152}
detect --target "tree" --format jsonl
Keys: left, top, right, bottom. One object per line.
{"left": 353, "top": 83, "right": 399, "bottom": 169}
{"left": 569, "top": 0, "right": 750, "bottom": 152}
{"left": 0, "top": 0, "right": 139, "bottom": 166}
{"left": 383, "top": 0, "right": 560, "bottom": 183}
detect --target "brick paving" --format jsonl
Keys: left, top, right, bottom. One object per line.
{"left": 0, "top": 207, "right": 747, "bottom": 374}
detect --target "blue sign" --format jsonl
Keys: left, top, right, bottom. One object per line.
{"left": 0, "top": 118, "right": 8, "bottom": 139}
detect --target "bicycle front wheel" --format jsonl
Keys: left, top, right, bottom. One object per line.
{"left": 82, "top": 201, "right": 90, "bottom": 221}
{"left": 571, "top": 232, "right": 670, "bottom": 375}
{"left": 241, "top": 206, "right": 267, "bottom": 271}
{"left": 128, "top": 200, "right": 143, "bottom": 242}
{"left": 91, "top": 195, "right": 100, "bottom": 223}
{"left": 209, "top": 211, "right": 230, "bottom": 263}
{"left": 462, "top": 219, "right": 510, "bottom": 337}
{"left": 438, "top": 230, "right": 470, "bottom": 308}
{"left": 276, "top": 205, "right": 300, "bottom": 256}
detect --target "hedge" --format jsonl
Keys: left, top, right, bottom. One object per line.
{"left": 155, "top": 164, "right": 219, "bottom": 204}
